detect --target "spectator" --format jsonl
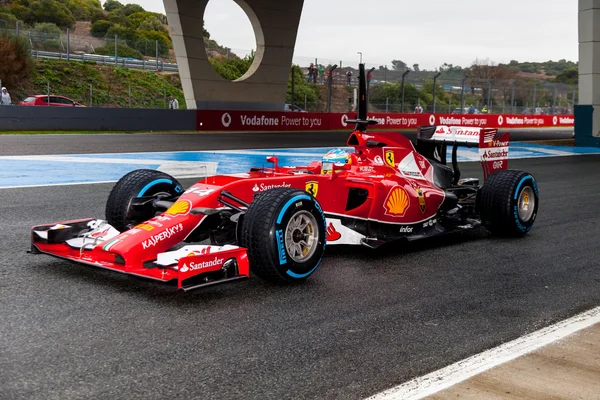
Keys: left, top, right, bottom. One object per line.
{"left": 169, "top": 95, "right": 179, "bottom": 110}
{"left": 415, "top": 103, "right": 423, "bottom": 114}
{"left": 307, "top": 63, "right": 314, "bottom": 83}
{"left": 318, "top": 65, "right": 325, "bottom": 84}
{"left": 481, "top": 105, "right": 489, "bottom": 114}
{"left": 468, "top": 104, "right": 475, "bottom": 114}
{"left": 1, "top": 87, "right": 11, "bottom": 105}
{"left": 346, "top": 70, "right": 353, "bottom": 86}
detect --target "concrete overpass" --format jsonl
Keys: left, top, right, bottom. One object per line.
{"left": 578, "top": 0, "right": 600, "bottom": 146}
{"left": 164, "top": 0, "right": 303, "bottom": 111}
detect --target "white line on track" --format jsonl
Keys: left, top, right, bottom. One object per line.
{"left": 365, "top": 306, "right": 600, "bottom": 400}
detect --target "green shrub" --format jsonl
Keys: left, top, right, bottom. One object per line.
{"left": 91, "top": 20, "right": 113, "bottom": 37}
{"left": 103, "top": 0, "right": 123, "bottom": 12}
{"left": 95, "top": 43, "right": 142, "bottom": 60}
{"left": 0, "top": 34, "right": 33, "bottom": 89}
{"left": 42, "top": 38, "right": 61, "bottom": 51}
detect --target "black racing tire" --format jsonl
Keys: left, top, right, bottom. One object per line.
{"left": 106, "top": 169, "right": 183, "bottom": 232}
{"left": 241, "top": 187, "right": 326, "bottom": 282}
{"left": 479, "top": 170, "right": 539, "bottom": 236}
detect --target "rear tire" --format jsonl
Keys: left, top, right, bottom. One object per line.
{"left": 106, "top": 169, "right": 183, "bottom": 232}
{"left": 241, "top": 188, "right": 326, "bottom": 282}
{"left": 480, "top": 170, "right": 539, "bottom": 236}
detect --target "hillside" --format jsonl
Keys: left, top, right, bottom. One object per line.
{"left": 17, "top": 59, "right": 185, "bottom": 108}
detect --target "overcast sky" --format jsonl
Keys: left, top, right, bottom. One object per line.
{"left": 120, "top": 0, "right": 577, "bottom": 69}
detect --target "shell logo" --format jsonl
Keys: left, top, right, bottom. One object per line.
{"left": 165, "top": 200, "right": 192, "bottom": 216}
{"left": 384, "top": 187, "right": 410, "bottom": 217}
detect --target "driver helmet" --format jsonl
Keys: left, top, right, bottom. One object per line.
{"left": 322, "top": 148, "right": 354, "bottom": 173}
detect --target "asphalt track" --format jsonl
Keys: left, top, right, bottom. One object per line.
{"left": 0, "top": 128, "right": 572, "bottom": 155}
{"left": 2, "top": 135, "right": 600, "bottom": 400}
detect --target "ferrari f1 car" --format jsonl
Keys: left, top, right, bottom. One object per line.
{"left": 31, "top": 64, "right": 539, "bottom": 291}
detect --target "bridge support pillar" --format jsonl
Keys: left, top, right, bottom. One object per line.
{"left": 164, "top": 0, "right": 304, "bottom": 111}
{"left": 578, "top": 0, "right": 600, "bottom": 146}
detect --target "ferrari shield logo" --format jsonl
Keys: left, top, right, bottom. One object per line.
{"left": 416, "top": 187, "right": 426, "bottom": 213}
{"left": 306, "top": 181, "right": 319, "bottom": 198}
{"left": 385, "top": 150, "right": 395, "bottom": 167}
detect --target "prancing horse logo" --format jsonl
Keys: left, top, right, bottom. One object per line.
{"left": 306, "top": 181, "right": 319, "bottom": 198}
{"left": 385, "top": 150, "right": 395, "bottom": 167}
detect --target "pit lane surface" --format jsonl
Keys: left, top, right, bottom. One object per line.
{"left": 0, "top": 128, "right": 572, "bottom": 155}
{"left": 2, "top": 154, "right": 600, "bottom": 399}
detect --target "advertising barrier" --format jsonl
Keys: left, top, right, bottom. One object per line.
{"left": 197, "top": 110, "right": 575, "bottom": 132}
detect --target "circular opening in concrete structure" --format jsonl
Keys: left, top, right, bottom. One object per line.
{"left": 203, "top": 0, "right": 262, "bottom": 82}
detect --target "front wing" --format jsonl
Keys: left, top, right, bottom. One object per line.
{"left": 30, "top": 219, "right": 250, "bottom": 291}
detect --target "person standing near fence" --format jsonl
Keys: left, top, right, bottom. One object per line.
{"left": 169, "top": 95, "right": 179, "bottom": 110}
{"left": 1, "top": 87, "right": 11, "bottom": 105}
{"left": 346, "top": 70, "right": 353, "bottom": 86}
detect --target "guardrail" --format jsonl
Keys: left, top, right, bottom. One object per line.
{"left": 31, "top": 50, "right": 179, "bottom": 73}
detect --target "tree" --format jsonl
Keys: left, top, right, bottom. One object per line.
{"left": 0, "top": 34, "right": 33, "bottom": 89}
{"left": 412, "top": 64, "right": 420, "bottom": 72}
{"left": 91, "top": 19, "right": 113, "bottom": 37}
{"left": 391, "top": 59, "right": 407, "bottom": 71}
{"left": 554, "top": 68, "right": 578, "bottom": 85}
{"left": 103, "top": 0, "right": 123, "bottom": 12}
{"left": 467, "top": 59, "right": 518, "bottom": 105}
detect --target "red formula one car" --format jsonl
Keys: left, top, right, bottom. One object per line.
{"left": 31, "top": 65, "right": 539, "bottom": 291}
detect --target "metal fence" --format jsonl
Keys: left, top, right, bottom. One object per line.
{"left": 0, "top": 21, "right": 578, "bottom": 113}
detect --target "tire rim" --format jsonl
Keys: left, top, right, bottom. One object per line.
{"left": 517, "top": 186, "right": 535, "bottom": 222}
{"left": 284, "top": 211, "right": 319, "bottom": 263}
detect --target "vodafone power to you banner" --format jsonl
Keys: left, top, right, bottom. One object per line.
{"left": 196, "top": 110, "right": 574, "bottom": 131}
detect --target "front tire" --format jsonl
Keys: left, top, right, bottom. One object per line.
{"left": 106, "top": 169, "right": 183, "bottom": 232}
{"left": 480, "top": 170, "right": 539, "bottom": 236}
{"left": 241, "top": 188, "right": 326, "bottom": 282}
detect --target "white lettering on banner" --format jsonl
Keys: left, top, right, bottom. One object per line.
{"left": 560, "top": 117, "right": 574, "bottom": 124}
{"left": 341, "top": 114, "right": 349, "bottom": 127}
{"left": 142, "top": 224, "right": 184, "bottom": 249}
{"left": 439, "top": 117, "right": 462, "bottom": 125}
{"left": 240, "top": 115, "right": 280, "bottom": 127}
{"left": 180, "top": 256, "right": 224, "bottom": 273}
{"left": 383, "top": 116, "right": 418, "bottom": 127}
{"left": 438, "top": 116, "right": 487, "bottom": 126}
{"left": 280, "top": 116, "right": 323, "bottom": 128}
{"left": 252, "top": 182, "right": 292, "bottom": 192}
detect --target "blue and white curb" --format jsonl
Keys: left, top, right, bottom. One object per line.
{"left": 1, "top": 144, "right": 599, "bottom": 189}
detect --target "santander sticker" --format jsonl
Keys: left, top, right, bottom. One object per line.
{"left": 498, "top": 115, "right": 504, "bottom": 126}
{"left": 429, "top": 115, "right": 435, "bottom": 125}
{"left": 221, "top": 113, "right": 232, "bottom": 128}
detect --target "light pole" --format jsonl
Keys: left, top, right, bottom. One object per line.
{"left": 460, "top": 76, "right": 468, "bottom": 113}
{"left": 357, "top": 52, "right": 363, "bottom": 64}
{"left": 401, "top": 70, "right": 410, "bottom": 113}
{"left": 511, "top": 80, "right": 517, "bottom": 114}
{"left": 433, "top": 72, "right": 441, "bottom": 113}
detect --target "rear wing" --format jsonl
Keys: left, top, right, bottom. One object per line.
{"left": 417, "top": 126, "right": 510, "bottom": 180}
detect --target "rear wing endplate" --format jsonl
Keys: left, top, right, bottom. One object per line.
{"left": 417, "top": 125, "right": 510, "bottom": 180}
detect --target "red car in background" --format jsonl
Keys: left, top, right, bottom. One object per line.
{"left": 19, "top": 95, "right": 86, "bottom": 107}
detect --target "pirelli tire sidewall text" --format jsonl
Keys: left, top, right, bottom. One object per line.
{"left": 480, "top": 170, "right": 539, "bottom": 236}
{"left": 242, "top": 187, "right": 326, "bottom": 282}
